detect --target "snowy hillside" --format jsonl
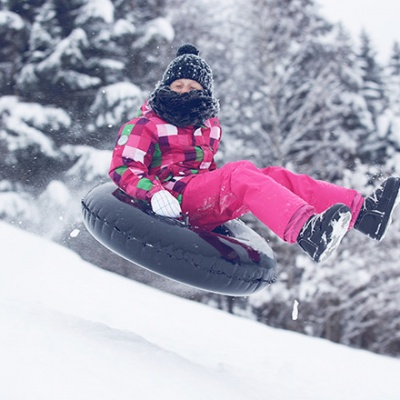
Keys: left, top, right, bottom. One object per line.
{"left": 1, "top": 221, "right": 400, "bottom": 400}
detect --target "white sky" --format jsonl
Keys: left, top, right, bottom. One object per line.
{"left": 317, "top": 0, "right": 400, "bottom": 62}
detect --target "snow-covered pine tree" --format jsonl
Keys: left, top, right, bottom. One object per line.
{"left": 309, "top": 25, "right": 374, "bottom": 183}
{"left": 358, "top": 31, "right": 388, "bottom": 123}
{"left": 0, "top": 0, "right": 174, "bottom": 235}
{"left": 385, "top": 42, "right": 400, "bottom": 157}
{"left": 186, "top": 0, "right": 366, "bottom": 183}
{"left": 0, "top": 7, "right": 26, "bottom": 95}
{"left": 356, "top": 31, "right": 390, "bottom": 165}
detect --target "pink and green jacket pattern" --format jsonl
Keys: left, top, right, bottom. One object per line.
{"left": 109, "top": 102, "right": 221, "bottom": 203}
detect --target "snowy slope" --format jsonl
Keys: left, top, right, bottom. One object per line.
{"left": 1, "top": 221, "right": 400, "bottom": 400}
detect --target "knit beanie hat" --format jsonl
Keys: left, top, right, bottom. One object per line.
{"left": 161, "top": 44, "right": 214, "bottom": 96}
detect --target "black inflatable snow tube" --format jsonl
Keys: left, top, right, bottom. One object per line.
{"left": 81, "top": 183, "right": 276, "bottom": 296}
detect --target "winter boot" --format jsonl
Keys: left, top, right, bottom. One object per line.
{"left": 297, "top": 204, "right": 352, "bottom": 263}
{"left": 354, "top": 177, "right": 400, "bottom": 241}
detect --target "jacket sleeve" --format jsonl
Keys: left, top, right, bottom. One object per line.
{"left": 109, "top": 118, "right": 164, "bottom": 201}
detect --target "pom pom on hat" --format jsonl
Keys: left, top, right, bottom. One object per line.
{"left": 161, "top": 44, "right": 214, "bottom": 95}
{"left": 176, "top": 44, "right": 200, "bottom": 57}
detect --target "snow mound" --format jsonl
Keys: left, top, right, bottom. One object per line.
{"left": 1, "top": 221, "right": 400, "bottom": 400}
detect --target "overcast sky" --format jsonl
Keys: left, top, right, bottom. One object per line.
{"left": 317, "top": 0, "right": 400, "bottom": 62}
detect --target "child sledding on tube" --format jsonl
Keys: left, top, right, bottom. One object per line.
{"left": 109, "top": 44, "right": 400, "bottom": 263}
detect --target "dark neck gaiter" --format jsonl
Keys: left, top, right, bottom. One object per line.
{"left": 149, "top": 86, "right": 219, "bottom": 127}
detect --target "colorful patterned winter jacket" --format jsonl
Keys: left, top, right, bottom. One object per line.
{"left": 109, "top": 101, "right": 222, "bottom": 203}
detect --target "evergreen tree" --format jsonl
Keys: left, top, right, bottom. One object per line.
{"left": 0, "top": 8, "right": 27, "bottom": 95}
{"left": 312, "top": 25, "right": 374, "bottom": 180}
{"left": 210, "top": 0, "right": 364, "bottom": 182}
{"left": 357, "top": 31, "right": 390, "bottom": 164}
{"left": 358, "top": 31, "right": 388, "bottom": 123}
{"left": 0, "top": 0, "right": 173, "bottom": 233}
{"left": 385, "top": 42, "right": 400, "bottom": 155}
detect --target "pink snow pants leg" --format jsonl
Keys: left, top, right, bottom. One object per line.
{"left": 180, "top": 161, "right": 364, "bottom": 243}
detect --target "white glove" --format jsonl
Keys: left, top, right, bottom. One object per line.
{"left": 151, "top": 190, "right": 182, "bottom": 218}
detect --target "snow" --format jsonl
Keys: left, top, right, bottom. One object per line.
{"left": 76, "top": 0, "right": 114, "bottom": 25}
{"left": 89, "top": 82, "right": 144, "bottom": 129}
{"left": 64, "top": 145, "right": 111, "bottom": 183}
{"left": 134, "top": 17, "right": 175, "bottom": 47}
{"left": 2, "top": 114, "right": 56, "bottom": 155}
{"left": 39, "top": 28, "right": 88, "bottom": 71}
{"left": 0, "top": 191, "right": 38, "bottom": 223}
{"left": 112, "top": 18, "right": 136, "bottom": 38}
{"left": 292, "top": 299, "right": 300, "bottom": 320}
{"left": 0, "top": 96, "right": 71, "bottom": 156}
{"left": 39, "top": 180, "right": 72, "bottom": 209}
{"left": 62, "top": 70, "right": 102, "bottom": 90}
{"left": 0, "top": 10, "right": 24, "bottom": 31}
{"left": 30, "top": 27, "right": 100, "bottom": 90}
{"left": 1, "top": 221, "right": 400, "bottom": 400}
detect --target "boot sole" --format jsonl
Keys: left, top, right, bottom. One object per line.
{"left": 317, "top": 209, "right": 352, "bottom": 263}
{"left": 371, "top": 178, "right": 400, "bottom": 241}
{"left": 377, "top": 179, "right": 400, "bottom": 240}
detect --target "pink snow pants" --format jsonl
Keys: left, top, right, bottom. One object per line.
{"left": 180, "top": 161, "right": 364, "bottom": 243}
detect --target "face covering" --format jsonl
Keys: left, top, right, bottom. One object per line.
{"left": 148, "top": 85, "right": 219, "bottom": 127}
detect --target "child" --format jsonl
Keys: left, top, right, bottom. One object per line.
{"left": 109, "top": 44, "right": 400, "bottom": 263}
